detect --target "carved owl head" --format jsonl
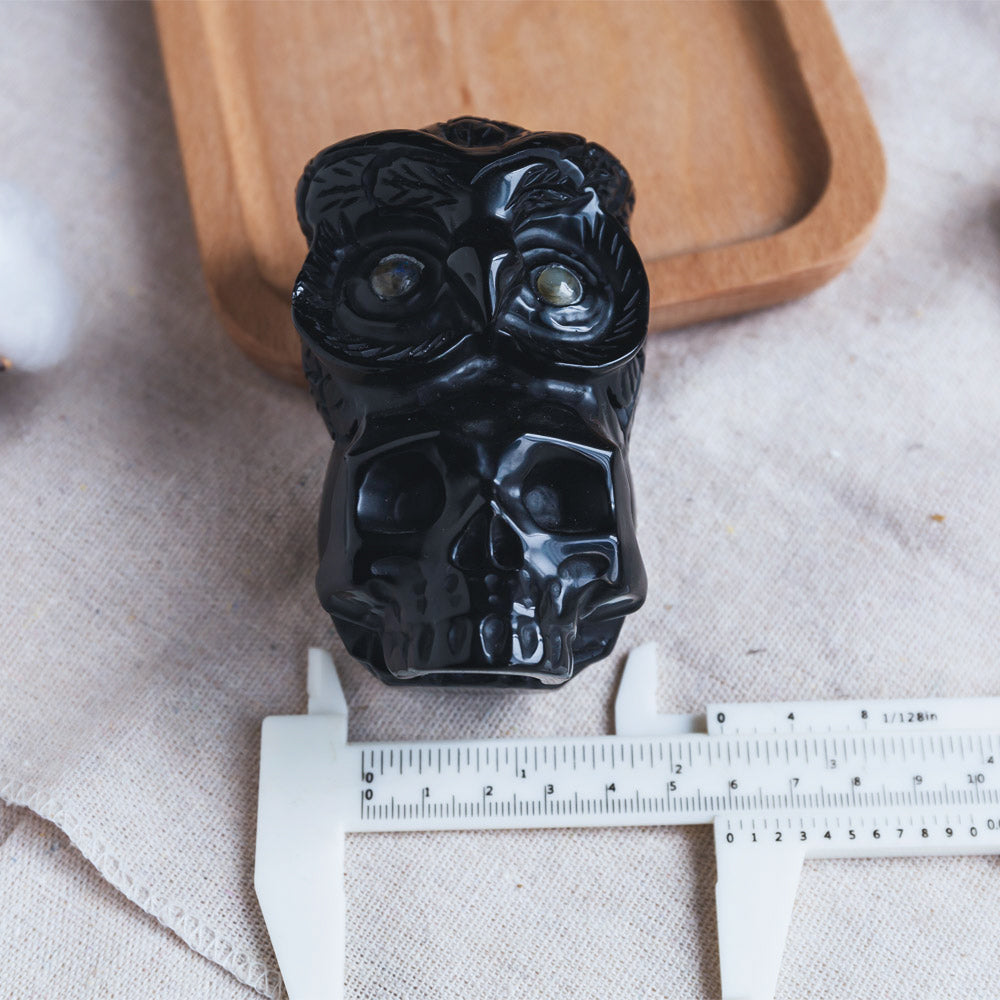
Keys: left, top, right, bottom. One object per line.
{"left": 293, "top": 117, "right": 648, "bottom": 687}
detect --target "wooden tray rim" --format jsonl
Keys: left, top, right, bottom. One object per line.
{"left": 153, "top": 0, "right": 885, "bottom": 382}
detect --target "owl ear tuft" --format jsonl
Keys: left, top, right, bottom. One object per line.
{"left": 295, "top": 148, "right": 379, "bottom": 244}
{"left": 572, "top": 143, "right": 637, "bottom": 233}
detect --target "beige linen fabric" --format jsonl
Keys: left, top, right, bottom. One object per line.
{"left": 0, "top": 802, "right": 253, "bottom": 1000}
{"left": 2, "top": 2, "right": 1000, "bottom": 998}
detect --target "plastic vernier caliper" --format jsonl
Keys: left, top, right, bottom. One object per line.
{"left": 256, "top": 644, "right": 1000, "bottom": 999}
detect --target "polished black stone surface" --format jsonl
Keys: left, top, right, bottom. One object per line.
{"left": 293, "top": 117, "right": 648, "bottom": 687}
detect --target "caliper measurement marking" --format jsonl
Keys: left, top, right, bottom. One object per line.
{"left": 351, "top": 731, "right": 1000, "bottom": 833}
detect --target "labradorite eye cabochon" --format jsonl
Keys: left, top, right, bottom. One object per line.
{"left": 369, "top": 254, "right": 424, "bottom": 301}
{"left": 535, "top": 264, "right": 584, "bottom": 307}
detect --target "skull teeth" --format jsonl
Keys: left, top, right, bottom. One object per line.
{"left": 447, "top": 616, "right": 471, "bottom": 656}
{"left": 512, "top": 617, "right": 542, "bottom": 663}
{"left": 479, "top": 613, "right": 508, "bottom": 661}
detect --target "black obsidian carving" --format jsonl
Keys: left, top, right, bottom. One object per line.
{"left": 292, "top": 117, "right": 648, "bottom": 688}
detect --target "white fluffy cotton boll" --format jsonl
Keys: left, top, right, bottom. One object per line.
{"left": 0, "top": 181, "right": 77, "bottom": 371}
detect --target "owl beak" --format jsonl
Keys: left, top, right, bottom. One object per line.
{"left": 446, "top": 243, "right": 514, "bottom": 327}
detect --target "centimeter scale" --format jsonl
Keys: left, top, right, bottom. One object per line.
{"left": 255, "top": 644, "right": 1000, "bottom": 1000}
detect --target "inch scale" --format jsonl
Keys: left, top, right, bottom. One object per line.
{"left": 255, "top": 644, "right": 1000, "bottom": 1000}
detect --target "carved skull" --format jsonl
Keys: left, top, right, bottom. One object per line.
{"left": 294, "top": 117, "right": 648, "bottom": 687}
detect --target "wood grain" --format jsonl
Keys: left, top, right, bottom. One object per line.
{"left": 153, "top": 0, "right": 884, "bottom": 383}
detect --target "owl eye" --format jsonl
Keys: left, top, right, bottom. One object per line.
{"left": 534, "top": 264, "right": 583, "bottom": 307}
{"left": 369, "top": 254, "right": 424, "bottom": 301}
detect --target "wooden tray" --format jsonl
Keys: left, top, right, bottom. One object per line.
{"left": 154, "top": 0, "right": 884, "bottom": 383}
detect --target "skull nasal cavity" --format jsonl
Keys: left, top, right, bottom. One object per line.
{"left": 489, "top": 514, "right": 523, "bottom": 571}
{"left": 451, "top": 506, "right": 523, "bottom": 572}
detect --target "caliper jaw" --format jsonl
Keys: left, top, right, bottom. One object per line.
{"left": 255, "top": 648, "right": 351, "bottom": 1000}
{"left": 614, "top": 642, "right": 803, "bottom": 1000}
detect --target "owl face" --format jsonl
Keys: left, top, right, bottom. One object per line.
{"left": 293, "top": 119, "right": 648, "bottom": 687}
{"left": 293, "top": 131, "right": 646, "bottom": 376}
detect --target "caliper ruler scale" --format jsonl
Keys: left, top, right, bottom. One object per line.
{"left": 255, "top": 644, "right": 1000, "bottom": 1000}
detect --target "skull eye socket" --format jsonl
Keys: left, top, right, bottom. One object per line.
{"left": 357, "top": 452, "right": 446, "bottom": 533}
{"left": 522, "top": 455, "right": 613, "bottom": 534}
